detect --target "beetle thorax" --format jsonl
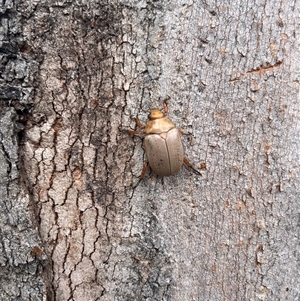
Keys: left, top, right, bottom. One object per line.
{"left": 145, "top": 116, "right": 175, "bottom": 134}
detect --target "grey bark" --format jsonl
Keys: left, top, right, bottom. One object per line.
{"left": 0, "top": 2, "right": 46, "bottom": 300}
{"left": 0, "top": 0, "right": 299, "bottom": 301}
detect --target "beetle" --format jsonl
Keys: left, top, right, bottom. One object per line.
{"left": 128, "top": 102, "right": 200, "bottom": 178}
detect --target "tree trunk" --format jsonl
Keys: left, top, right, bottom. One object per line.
{"left": 1, "top": 0, "right": 299, "bottom": 300}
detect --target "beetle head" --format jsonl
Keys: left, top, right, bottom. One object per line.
{"left": 149, "top": 109, "right": 165, "bottom": 120}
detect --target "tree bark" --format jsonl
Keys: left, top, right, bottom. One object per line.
{"left": 1, "top": 0, "right": 299, "bottom": 300}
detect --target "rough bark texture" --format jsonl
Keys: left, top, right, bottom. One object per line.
{"left": 0, "top": 2, "right": 46, "bottom": 300}
{"left": 1, "top": 0, "right": 299, "bottom": 300}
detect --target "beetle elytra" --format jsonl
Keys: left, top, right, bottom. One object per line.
{"left": 128, "top": 102, "right": 201, "bottom": 178}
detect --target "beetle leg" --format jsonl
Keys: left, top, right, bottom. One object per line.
{"left": 179, "top": 128, "right": 187, "bottom": 135}
{"left": 135, "top": 118, "right": 145, "bottom": 129}
{"left": 163, "top": 101, "right": 168, "bottom": 114}
{"left": 128, "top": 129, "right": 145, "bottom": 136}
{"left": 162, "top": 96, "right": 170, "bottom": 114}
{"left": 140, "top": 162, "right": 149, "bottom": 179}
{"left": 127, "top": 118, "right": 146, "bottom": 136}
{"left": 183, "top": 157, "right": 202, "bottom": 176}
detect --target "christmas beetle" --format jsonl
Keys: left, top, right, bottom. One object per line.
{"left": 129, "top": 101, "right": 200, "bottom": 178}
